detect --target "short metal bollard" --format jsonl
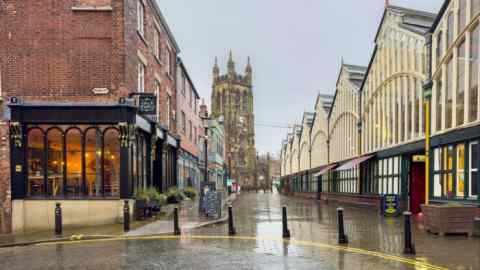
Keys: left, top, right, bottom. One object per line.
{"left": 123, "top": 200, "right": 130, "bottom": 232}
{"left": 403, "top": 211, "right": 416, "bottom": 255}
{"left": 282, "top": 206, "right": 291, "bottom": 238}
{"left": 228, "top": 205, "right": 236, "bottom": 236}
{"left": 337, "top": 208, "right": 348, "bottom": 244}
{"left": 55, "top": 202, "right": 62, "bottom": 235}
{"left": 174, "top": 207, "right": 181, "bottom": 235}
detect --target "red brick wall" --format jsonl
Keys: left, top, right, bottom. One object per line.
{"left": 0, "top": 0, "right": 126, "bottom": 103}
{"left": 123, "top": 0, "right": 177, "bottom": 135}
{"left": 0, "top": 0, "right": 179, "bottom": 233}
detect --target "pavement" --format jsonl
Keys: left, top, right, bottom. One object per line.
{"left": 0, "top": 192, "right": 478, "bottom": 269}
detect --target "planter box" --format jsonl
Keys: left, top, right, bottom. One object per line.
{"left": 421, "top": 204, "right": 477, "bottom": 236}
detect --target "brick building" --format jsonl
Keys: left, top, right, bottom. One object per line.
{"left": 0, "top": 0, "right": 181, "bottom": 233}
{"left": 176, "top": 58, "right": 202, "bottom": 190}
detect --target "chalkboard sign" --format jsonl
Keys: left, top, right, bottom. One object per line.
{"left": 381, "top": 194, "right": 400, "bottom": 217}
{"left": 203, "top": 191, "right": 222, "bottom": 219}
{"left": 138, "top": 94, "right": 157, "bottom": 114}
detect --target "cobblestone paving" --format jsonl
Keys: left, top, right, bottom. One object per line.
{"left": 0, "top": 192, "right": 478, "bottom": 269}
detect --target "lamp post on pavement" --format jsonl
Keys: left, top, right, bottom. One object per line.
{"left": 202, "top": 116, "right": 210, "bottom": 183}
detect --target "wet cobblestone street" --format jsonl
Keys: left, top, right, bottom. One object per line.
{"left": 0, "top": 192, "right": 478, "bottom": 270}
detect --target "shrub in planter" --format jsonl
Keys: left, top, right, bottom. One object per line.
{"left": 166, "top": 187, "right": 182, "bottom": 204}
{"left": 183, "top": 186, "right": 197, "bottom": 199}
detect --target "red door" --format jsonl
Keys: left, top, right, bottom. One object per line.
{"left": 410, "top": 162, "right": 426, "bottom": 214}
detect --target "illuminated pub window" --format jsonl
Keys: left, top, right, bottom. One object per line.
{"left": 26, "top": 125, "right": 120, "bottom": 198}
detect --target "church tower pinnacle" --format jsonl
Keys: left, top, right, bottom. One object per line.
{"left": 245, "top": 57, "right": 252, "bottom": 84}
{"left": 227, "top": 50, "right": 236, "bottom": 78}
{"left": 213, "top": 57, "right": 219, "bottom": 81}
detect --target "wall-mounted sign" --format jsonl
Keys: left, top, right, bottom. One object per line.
{"left": 381, "top": 194, "right": 400, "bottom": 217}
{"left": 15, "top": 165, "right": 22, "bottom": 173}
{"left": 138, "top": 94, "right": 157, "bottom": 114}
{"left": 92, "top": 88, "right": 110, "bottom": 95}
{"left": 412, "top": 155, "right": 426, "bottom": 162}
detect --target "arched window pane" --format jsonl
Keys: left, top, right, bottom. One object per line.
{"left": 47, "top": 129, "right": 64, "bottom": 197}
{"left": 86, "top": 129, "right": 102, "bottom": 197}
{"left": 104, "top": 129, "right": 120, "bottom": 197}
{"left": 66, "top": 129, "right": 83, "bottom": 197}
{"left": 28, "top": 129, "right": 45, "bottom": 197}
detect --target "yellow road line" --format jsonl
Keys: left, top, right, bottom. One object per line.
{"left": 37, "top": 234, "right": 449, "bottom": 270}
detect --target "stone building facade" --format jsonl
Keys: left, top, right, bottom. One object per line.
{"left": 211, "top": 53, "right": 257, "bottom": 186}
{"left": 0, "top": 0, "right": 181, "bottom": 233}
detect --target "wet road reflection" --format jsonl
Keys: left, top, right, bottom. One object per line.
{"left": 0, "top": 192, "right": 477, "bottom": 269}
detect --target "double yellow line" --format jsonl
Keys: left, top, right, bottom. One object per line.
{"left": 38, "top": 234, "right": 449, "bottom": 270}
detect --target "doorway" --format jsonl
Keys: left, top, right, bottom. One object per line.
{"left": 410, "top": 159, "right": 426, "bottom": 214}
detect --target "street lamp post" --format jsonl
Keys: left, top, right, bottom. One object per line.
{"left": 201, "top": 115, "right": 210, "bottom": 184}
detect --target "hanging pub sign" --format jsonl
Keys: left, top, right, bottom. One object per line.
{"left": 381, "top": 194, "right": 401, "bottom": 217}
{"left": 137, "top": 93, "right": 157, "bottom": 114}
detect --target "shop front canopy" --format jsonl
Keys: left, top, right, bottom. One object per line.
{"left": 334, "top": 154, "right": 375, "bottom": 171}
{"left": 312, "top": 163, "right": 338, "bottom": 177}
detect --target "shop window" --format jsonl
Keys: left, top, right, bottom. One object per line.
{"left": 469, "top": 24, "right": 479, "bottom": 122}
{"left": 434, "top": 146, "right": 455, "bottom": 199}
{"left": 46, "top": 128, "right": 64, "bottom": 197}
{"left": 66, "top": 128, "right": 83, "bottom": 197}
{"left": 85, "top": 128, "right": 103, "bottom": 197}
{"left": 27, "top": 128, "right": 45, "bottom": 197}
{"left": 458, "top": 40, "right": 466, "bottom": 126}
{"left": 456, "top": 144, "right": 465, "bottom": 197}
{"left": 104, "top": 129, "right": 120, "bottom": 197}
{"left": 469, "top": 142, "right": 478, "bottom": 198}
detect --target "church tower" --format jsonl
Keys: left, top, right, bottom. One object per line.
{"left": 211, "top": 52, "right": 257, "bottom": 186}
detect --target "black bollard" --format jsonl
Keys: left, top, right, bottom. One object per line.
{"left": 337, "top": 208, "right": 348, "bottom": 244}
{"left": 123, "top": 200, "right": 130, "bottom": 232}
{"left": 403, "top": 211, "right": 416, "bottom": 255}
{"left": 174, "top": 207, "right": 181, "bottom": 235}
{"left": 228, "top": 205, "right": 236, "bottom": 236}
{"left": 55, "top": 202, "right": 62, "bottom": 235}
{"left": 282, "top": 206, "right": 291, "bottom": 238}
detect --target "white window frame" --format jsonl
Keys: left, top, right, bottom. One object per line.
{"left": 469, "top": 141, "right": 478, "bottom": 198}
{"left": 138, "top": 62, "right": 145, "bottom": 93}
{"left": 137, "top": 1, "right": 145, "bottom": 36}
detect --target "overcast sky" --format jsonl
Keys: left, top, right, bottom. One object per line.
{"left": 157, "top": 0, "right": 443, "bottom": 157}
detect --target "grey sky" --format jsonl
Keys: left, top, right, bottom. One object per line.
{"left": 157, "top": 0, "right": 442, "bottom": 157}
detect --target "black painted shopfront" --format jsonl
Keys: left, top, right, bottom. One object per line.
{"left": 9, "top": 102, "right": 179, "bottom": 200}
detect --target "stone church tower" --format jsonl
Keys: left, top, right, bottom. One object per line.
{"left": 211, "top": 52, "right": 257, "bottom": 186}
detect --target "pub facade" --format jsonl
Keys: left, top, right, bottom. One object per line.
{"left": 0, "top": 0, "right": 181, "bottom": 232}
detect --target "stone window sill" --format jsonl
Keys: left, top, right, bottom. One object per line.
{"left": 71, "top": 6, "right": 113, "bottom": 11}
